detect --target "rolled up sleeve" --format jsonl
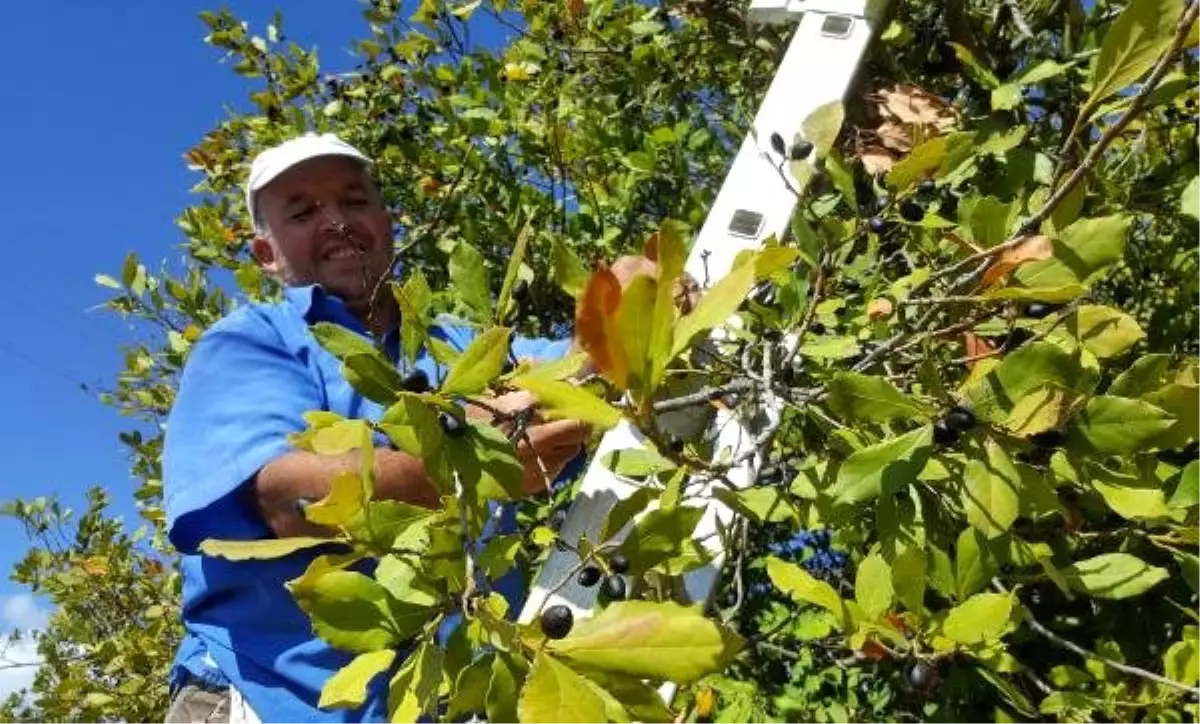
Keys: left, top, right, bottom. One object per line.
{"left": 164, "top": 310, "right": 324, "bottom": 554}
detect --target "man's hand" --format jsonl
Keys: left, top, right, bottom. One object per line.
{"left": 466, "top": 391, "right": 589, "bottom": 495}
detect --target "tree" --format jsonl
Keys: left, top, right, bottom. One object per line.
{"left": 4, "top": 0, "right": 1198, "bottom": 721}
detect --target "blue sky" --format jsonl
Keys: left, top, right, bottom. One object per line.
{"left": 0, "top": 1, "right": 488, "bottom": 649}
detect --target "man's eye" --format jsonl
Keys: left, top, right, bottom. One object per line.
{"left": 345, "top": 198, "right": 369, "bottom": 207}
{"left": 289, "top": 206, "right": 315, "bottom": 220}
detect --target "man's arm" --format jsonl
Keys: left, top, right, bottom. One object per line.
{"left": 253, "top": 447, "right": 440, "bottom": 538}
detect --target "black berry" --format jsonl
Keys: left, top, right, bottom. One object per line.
{"left": 899, "top": 199, "right": 925, "bottom": 222}
{"left": 438, "top": 412, "right": 466, "bottom": 436}
{"left": 810, "top": 321, "right": 827, "bottom": 335}
{"left": 549, "top": 508, "right": 567, "bottom": 531}
{"left": 842, "top": 278, "right": 861, "bottom": 293}
{"left": 511, "top": 279, "right": 530, "bottom": 303}
{"left": 400, "top": 368, "right": 430, "bottom": 393}
{"left": 602, "top": 574, "right": 627, "bottom": 600}
{"left": 918, "top": 179, "right": 937, "bottom": 195}
{"left": 577, "top": 566, "right": 602, "bottom": 587}
{"left": 943, "top": 405, "right": 976, "bottom": 433}
{"left": 609, "top": 553, "right": 630, "bottom": 574}
{"left": 874, "top": 195, "right": 891, "bottom": 213}
{"left": 932, "top": 419, "right": 959, "bottom": 447}
{"left": 769, "top": 132, "right": 786, "bottom": 156}
{"left": 790, "top": 139, "right": 814, "bottom": 161}
{"left": 868, "top": 216, "right": 888, "bottom": 234}
{"left": 939, "top": 194, "right": 959, "bottom": 218}
{"left": 1024, "top": 302, "right": 1061, "bottom": 319}
{"left": 1030, "top": 429, "right": 1065, "bottom": 449}
{"left": 669, "top": 438, "right": 685, "bottom": 454}
{"left": 540, "top": 604, "right": 573, "bottom": 639}
{"left": 907, "top": 661, "right": 936, "bottom": 689}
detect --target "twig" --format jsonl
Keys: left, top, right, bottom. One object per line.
{"left": 950, "top": 300, "right": 1080, "bottom": 365}
{"left": 455, "top": 470, "right": 476, "bottom": 611}
{"left": 1003, "top": 0, "right": 1036, "bottom": 40}
{"left": 1042, "top": 0, "right": 1198, "bottom": 218}
{"left": 994, "top": 579, "right": 1200, "bottom": 698}
{"left": 650, "top": 378, "right": 757, "bottom": 414}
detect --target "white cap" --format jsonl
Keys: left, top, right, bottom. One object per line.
{"left": 245, "top": 132, "right": 371, "bottom": 227}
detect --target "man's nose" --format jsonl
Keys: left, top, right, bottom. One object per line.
{"left": 315, "top": 201, "right": 350, "bottom": 232}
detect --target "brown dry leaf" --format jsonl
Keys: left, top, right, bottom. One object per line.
{"left": 980, "top": 235, "right": 1053, "bottom": 288}
{"left": 867, "top": 298, "right": 894, "bottom": 321}
{"left": 566, "top": 0, "right": 585, "bottom": 20}
{"left": 874, "top": 121, "right": 914, "bottom": 153}
{"left": 964, "top": 332, "right": 997, "bottom": 367}
{"left": 878, "top": 83, "right": 961, "bottom": 129}
{"left": 857, "top": 143, "right": 897, "bottom": 176}
{"left": 860, "top": 639, "right": 891, "bottom": 662}
{"left": 574, "top": 266, "right": 628, "bottom": 387}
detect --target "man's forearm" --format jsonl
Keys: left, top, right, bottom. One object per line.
{"left": 253, "top": 448, "right": 440, "bottom": 538}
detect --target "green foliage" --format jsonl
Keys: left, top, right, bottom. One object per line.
{"left": 4, "top": 0, "right": 1199, "bottom": 721}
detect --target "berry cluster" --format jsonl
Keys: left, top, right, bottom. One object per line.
{"left": 768, "top": 529, "right": 848, "bottom": 581}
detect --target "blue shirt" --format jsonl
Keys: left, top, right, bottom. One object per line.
{"left": 163, "top": 284, "right": 570, "bottom": 722}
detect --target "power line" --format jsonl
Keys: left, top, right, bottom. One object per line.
{"left": 0, "top": 337, "right": 98, "bottom": 397}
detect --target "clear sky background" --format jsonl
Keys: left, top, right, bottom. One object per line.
{"left": 0, "top": 0, "right": 493, "bottom": 695}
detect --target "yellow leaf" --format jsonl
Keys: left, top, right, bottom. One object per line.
{"left": 304, "top": 471, "right": 365, "bottom": 528}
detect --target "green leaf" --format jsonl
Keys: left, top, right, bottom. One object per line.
{"left": 950, "top": 42, "right": 1000, "bottom": 88}
{"left": 1062, "top": 553, "right": 1169, "bottom": 599}
{"left": 713, "top": 486, "right": 797, "bottom": 524}
{"left": 767, "top": 557, "right": 850, "bottom": 627}
{"left": 669, "top": 258, "right": 755, "bottom": 360}
{"left": 378, "top": 394, "right": 453, "bottom": 493}
{"left": 1182, "top": 176, "right": 1199, "bottom": 220}
{"left": 855, "top": 553, "right": 894, "bottom": 621}
{"left": 1163, "top": 626, "right": 1199, "bottom": 687}
{"left": 305, "top": 471, "right": 365, "bottom": 528}
{"left": 1003, "top": 387, "right": 1077, "bottom": 437}
{"left": 547, "top": 601, "right": 743, "bottom": 683}
{"left": 828, "top": 427, "right": 933, "bottom": 505}
{"left": 798, "top": 335, "right": 861, "bottom": 360}
{"left": 375, "top": 556, "right": 440, "bottom": 607}
{"left": 1089, "top": 465, "right": 1171, "bottom": 519}
{"left": 511, "top": 376, "right": 622, "bottom": 430}
{"left": 601, "top": 448, "right": 676, "bottom": 478}
{"left": 616, "top": 274, "right": 658, "bottom": 394}
{"left": 199, "top": 536, "right": 341, "bottom": 560}
{"left": 292, "top": 570, "right": 428, "bottom": 653}
{"left": 349, "top": 500, "right": 437, "bottom": 552}
{"left": 1047, "top": 664, "right": 1093, "bottom": 688}
{"left": 962, "top": 440, "right": 1022, "bottom": 538}
{"left": 449, "top": 241, "right": 491, "bottom": 318}
{"left": 1109, "top": 354, "right": 1173, "bottom": 397}
{"left": 892, "top": 547, "right": 927, "bottom": 615}
{"left": 552, "top": 239, "right": 589, "bottom": 298}
{"left": 1071, "top": 395, "right": 1175, "bottom": 453}
{"left": 1143, "top": 383, "right": 1200, "bottom": 450}
{"left": 943, "top": 592, "right": 1013, "bottom": 645}
{"left": 826, "top": 372, "right": 931, "bottom": 423}
{"left": 991, "top": 60, "right": 1071, "bottom": 111}
{"left": 886, "top": 135, "right": 950, "bottom": 192}
{"left": 619, "top": 506, "right": 704, "bottom": 572}
{"left": 962, "top": 342, "right": 1092, "bottom": 421}
{"left": 648, "top": 222, "right": 687, "bottom": 392}
{"left": 442, "top": 327, "right": 512, "bottom": 396}
{"left": 1079, "top": 0, "right": 1184, "bottom": 126}
{"left": 95, "top": 273, "right": 122, "bottom": 290}
{"left": 447, "top": 653, "right": 494, "bottom": 720}
{"left": 485, "top": 652, "right": 524, "bottom": 724}
{"left": 311, "top": 324, "right": 404, "bottom": 403}
{"left": 451, "top": 421, "right": 525, "bottom": 501}
{"left": 967, "top": 196, "right": 1016, "bottom": 248}
{"left": 600, "top": 487, "right": 658, "bottom": 543}
{"left": 1014, "top": 215, "right": 1131, "bottom": 290}
{"left": 388, "top": 640, "right": 443, "bottom": 723}
{"left": 395, "top": 271, "right": 432, "bottom": 365}
{"left": 319, "top": 649, "right": 396, "bottom": 710}
{"left": 517, "top": 652, "right": 609, "bottom": 723}
{"left": 1071, "top": 305, "right": 1145, "bottom": 358}
{"left": 1170, "top": 461, "right": 1199, "bottom": 509}
{"left": 800, "top": 100, "right": 845, "bottom": 157}
{"left": 956, "top": 527, "right": 997, "bottom": 600}
{"left": 1039, "top": 691, "right": 1096, "bottom": 715}
{"left": 981, "top": 284, "right": 1086, "bottom": 303}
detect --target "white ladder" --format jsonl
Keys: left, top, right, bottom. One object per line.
{"left": 517, "top": 0, "right": 892, "bottom": 691}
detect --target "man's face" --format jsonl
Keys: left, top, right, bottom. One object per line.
{"left": 250, "top": 155, "right": 393, "bottom": 313}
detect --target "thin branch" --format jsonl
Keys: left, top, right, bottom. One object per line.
{"left": 1042, "top": 0, "right": 1198, "bottom": 218}
{"left": 650, "top": 378, "right": 757, "bottom": 414}
{"left": 994, "top": 579, "right": 1200, "bottom": 698}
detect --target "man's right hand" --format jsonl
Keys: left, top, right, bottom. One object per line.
{"left": 467, "top": 391, "right": 589, "bottom": 495}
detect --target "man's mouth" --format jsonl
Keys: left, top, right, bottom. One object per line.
{"left": 323, "top": 245, "right": 366, "bottom": 262}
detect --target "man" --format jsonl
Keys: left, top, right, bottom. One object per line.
{"left": 163, "top": 133, "right": 600, "bottom": 722}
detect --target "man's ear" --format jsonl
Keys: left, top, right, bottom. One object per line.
{"left": 251, "top": 234, "right": 280, "bottom": 274}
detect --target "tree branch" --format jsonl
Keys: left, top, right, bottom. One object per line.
{"left": 994, "top": 579, "right": 1200, "bottom": 698}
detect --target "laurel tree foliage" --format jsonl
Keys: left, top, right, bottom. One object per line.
{"left": 2, "top": 1, "right": 1198, "bottom": 721}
